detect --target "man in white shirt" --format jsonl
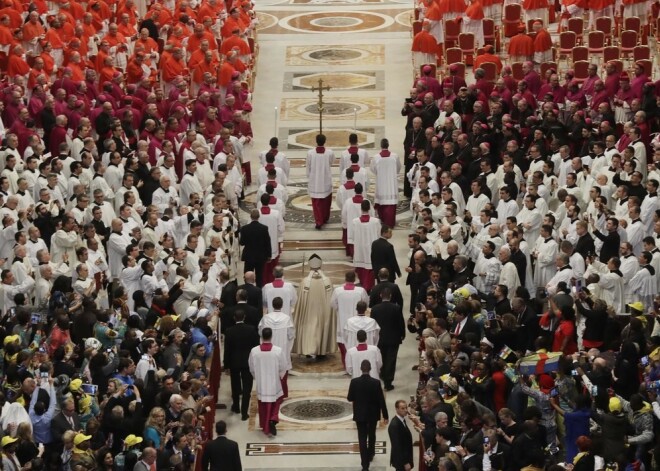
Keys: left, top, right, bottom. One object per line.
{"left": 258, "top": 297, "right": 295, "bottom": 399}
{"left": 331, "top": 271, "right": 369, "bottom": 367}
{"left": 343, "top": 301, "right": 380, "bottom": 352}
{"left": 248, "top": 327, "right": 287, "bottom": 437}
{"left": 306, "top": 134, "right": 335, "bottom": 229}
{"left": 345, "top": 330, "right": 382, "bottom": 379}
{"left": 371, "top": 139, "right": 401, "bottom": 228}
{"left": 262, "top": 267, "right": 297, "bottom": 315}
{"left": 349, "top": 200, "right": 381, "bottom": 291}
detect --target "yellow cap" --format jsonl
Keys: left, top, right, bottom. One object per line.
{"left": 609, "top": 397, "right": 622, "bottom": 413}
{"left": 124, "top": 434, "right": 143, "bottom": 447}
{"left": 628, "top": 301, "right": 644, "bottom": 312}
{"left": 3, "top": 335, "right": 20, "bottom": 346}
{"left": 73, "top": 433, "right": 92, "bottom": 446}
{"left": 70, "top": 379, "right": 83, "bottom": 392}
{"left": 1, "top": 436, "right": 18, "bottom": 447}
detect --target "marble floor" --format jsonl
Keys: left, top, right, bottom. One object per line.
{"left": 216, "top": 0, "right": 419, "bottom": 468}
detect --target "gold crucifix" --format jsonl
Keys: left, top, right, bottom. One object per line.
{"left": 311, "top": 78, "right": 331, "bottom": 135}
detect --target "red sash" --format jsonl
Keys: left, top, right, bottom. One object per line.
{"left": 352, "top": 195, "right": 364, "bottom": 203}
{"left": 272, "top": 279, "right": 284, "bottom": 288}
{"left": 344, "top": 181, "right": 356, "bottom": 190}
{"left": 260, "top": 207, "right": 271, "bottom": 214}
{"left": 359, "top": 215, "right": 370, "bottom": 222}
{"left": 260, "top": 343, "right": 273, "bottom": 351}
{"left": 357, "top": 344, "right": 368, "bottom": 351}
{"left": 269, "top": 196, "right": 277, "bottom": 204}
{"left": 347, "top": 146, "right": 358, "bottom": 154}
{"left": 265, "top": 164, "right": 275, "bottom": 171}
{"left": 350, "top": 164, "right": 360, "bottom": 172}
{"left": 267, "top": 180, "right": 277, "bottom": 188}
{"left": 380, "top": 150, "right": 391, "bottom": 157}
{"left": 344, "top": 283, "right": 355, "bottom": 290}
{"left": 316, "top": 147, "right": 325, "bottom": 153}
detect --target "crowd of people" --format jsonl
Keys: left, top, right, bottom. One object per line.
{"left": 0, "top": 0, "right": 261, "bottom": 469}
{"left": 396, "top": 4, "right": 660, "bottom": 471}
{"left": 1, "top": 0, "right": 660, "bottom": 470}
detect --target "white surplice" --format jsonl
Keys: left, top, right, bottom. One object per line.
{"left": 306, "top": 147, "right": 335, "bottom": 198}
{"left": 258, "top": 311, "right": 296, "bottom": 370}
{"left": 331, "top": 284, "right": 369, "bottom": 343}
{"left": 249, "top": 344, "right": 287, "bottom": 402}
{"left": 345, "top": 344, "right": 382, "bottom": 380}
{"left": 343, "top": 315, "right": 380, "bottom": 351}
{"left": 371, "top": 151, "right": 401, "bottom": 205}
{"left": 262, "top": 280, "right": 298, "bottom": 315}
{"left": 349, "top": 216, "right": 381, "bottom": 269}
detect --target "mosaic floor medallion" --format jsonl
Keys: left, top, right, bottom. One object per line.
{"left": 280, "top": 97, "right": 385, "bottom": 121}
{"left": 255, "top": 12, "right": 279, "bottom": 30}
{"left": 281, "top": 127, "right": 381, "bottom": 151}
{"left": 279, "top": 11, "right": 394, "bottom": 33}
{"left": 285, "top": 45, "right": 385, "bottom": 66}
{"left": 394, "top": 10, "right": 413, "bottom": 27}
{"left": 284, "top": 71, "right": 382, "bottom": 92}
{"left": 280, "top": 397, "right": 353, "bottom": 423}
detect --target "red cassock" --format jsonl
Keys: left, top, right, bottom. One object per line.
{"left": 534, "top": 29, "right": 552, "bottom": 53}
{"left": 411, "top": 30, "right": 438, "bottom": 53}
{"left": 7, "top": 54, "right": 30, "bottom": 77}
{"left": 508, "top": 33, "right": 534, "bottom": 56}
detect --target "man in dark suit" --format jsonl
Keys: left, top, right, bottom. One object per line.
{"left": 416, "top": 268, "right": 441, "bottom": 303}
{"left": 592, "top": 217, "right": 620, "bottom": 263}
{"left": 201, "top": 421, "right": 242, "bottom": 471}
{"left": 239, "top": 209, "right": 271, "bottom": 287}
{"left": 574, "top": 222, "right": 596, "bottom": 260}
{"left": 483, "top": 429, "right": 512, "bottom": 471}
{"left": 50, "top": 398, "right": 81, "bottom": 452}
{"left": 451, "top": 302, "right": 480, "bottom": 345}
{"left": 237, "top": 271, "right": 263, "bottom": 311}
{"left": 347, "top": 359, "right": 389, "bottom": 471}
{"left": 452, "top": 255, "right": 473, "bottom": 288}
{"left": 221, "top": 289, "right": 262, "bottom": 332}
{"left": 224, "top": 310, "right": 260, "bottom": 420}
{"left": 459, "top": 438, "right": 484, "bottom": 470}
{"left": 369, "top": 268, "right": 404, "bottom": 308}
{"left": 512, "top": 297, "right": 539, "bottom": 352}
{"left": 388, "top": 399, "right": 413, "bottom": 471}
{"left": 371, "top": 288, "right": 405, "bottom": 390}
{"left": 371, "top": 225, "right": 400, "bottom": 282}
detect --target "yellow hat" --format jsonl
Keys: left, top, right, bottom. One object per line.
{"left": 124, "top": 434, "right": 143, "bottom": 447}
{"left": 78, "top": 394, "right": 92, "bottom": 413}
{"left": 73, "top": 433, "right": 92, "bottom": 446}
{"left": 1, "top": 436, "right": 18, "bottom": 447}
{"left": 609, "top": 397, "right": 622, "bottom": 413}
{"left": 3, "top": 335, "right": 20, "bottom": 346}
{"left": 628, "top": 302, "right": 644, "bottom": 312}
{"left": 70, "top": 379, "right": 83, "bottom": 392}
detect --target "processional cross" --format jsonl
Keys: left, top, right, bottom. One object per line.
{"left": 311, "top": 78, "right": 331, "bottom": 135}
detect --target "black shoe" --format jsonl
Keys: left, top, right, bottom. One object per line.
{"left": 315, "top": 224, "right": 322, "bottom": 230}
{"left": 231, "top": 405, "right": 240, "bottom": 413}
{"left": 269, "top": 420, "right": 278, "bottom": 436}
{"left": 384, "top": 384, "right": 394, "bottom": 391}
{"left": 241, "top": 414, "right": 249, "bottom": 421}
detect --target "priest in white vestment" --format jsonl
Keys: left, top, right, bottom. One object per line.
{"left": 349, "top": 200, "right": 381, "bottom": 291}
{"left": 331, "top": 271, "right": 369, "bottom": 367}
{"left": 292, "top": 254, "right": 336, "bottom": 358}
{"left": 545, "top": 253, "right": 575, "bottom": 297}
{"left": 339, "top": 134, "right": 370, "bottom": 172}
{"left": 518, "top": 195, "right": 543, "bottom": 249}
{"left": 258, "top": 297, "right": 295, "bottom": 398}
{"left": 262, "top": 268, "right": 298, "bottom": 315}
{"left": 341, "top": 185, "right": 372, "bottom": 257}
{"left": 627, "top": 252, "right": 658, "bottom": 313}
{"left": 585, "top": 258, "right": 625, "bottom": 314}
{"left": 344, "top": 302, "right": 380, "bottom": 351}
{"left": 257, "top": 194, "right": 285, "bottom": 285}
{"left": 532, "top": 225, "right": 558, "bottom": 288}
{"left": 498, "top": 247, "right": 520, "bottom": 299}
{"left": 306, "top": 134, "right": 335, "bottom": 229}
{"left": 248, "top": 328, "right": 287, "bottom": 437}
{"left": 345, "top": 330, "right": 383, "bottom": 380}
{"left": 370, "top": 139, "right": 401, "bottom": 228}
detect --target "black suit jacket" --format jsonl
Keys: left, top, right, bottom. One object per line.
{"left": 222, "top": 302, "right": 262, "bottom": 332}
{"left": 416, "top": 279, "right": 442, "bottom": 304}
{"left": 452, "top": 317, "right": 480, "bottom": 344}
{"left": 388, "top": 416, "right": 413, "bottom": 469}
{"left": 488, "top": 442, "right": 513, "bottom": 471}
{"left": 219, "top": 280, "right": 238, "bottom": 313}
{"left": 370, "top": 301, "right": 405, "bottom": 347}
{"left": 509, "top": 248, "right": 527, "bottom": 287}
{"left": 593, "top": 229, "right": 620, "bottom": 263}
{"left": 369, "top": 281, "right": 404, "bottom": 308}
{"left": 347, "top": 374, "right": 388, "bottom": 423}
{"left": 237, "top": 283, "right": 263, "bottom": 311}
{"left": 574, "top": 233, "right": 596, "bottom": 260}
{"left": 201, "top": 436, "right": 242, "bottom": 471}
{"left": 223, "top": 322, "right": 260, "bottom": 370}
{"left": 371, "top": 237, "right": 401, "bottom": 281}
{"left": 239, "top": 221, "right": 271, "bottom": 264}
{"left": 51, "top": 412, "right": 82, "bottom": 446}
{"left": 463, "top": 453, "right": 483, "bottom": 471}
{"left": 517, "top": 307, "right": 539, "bottom": 352}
